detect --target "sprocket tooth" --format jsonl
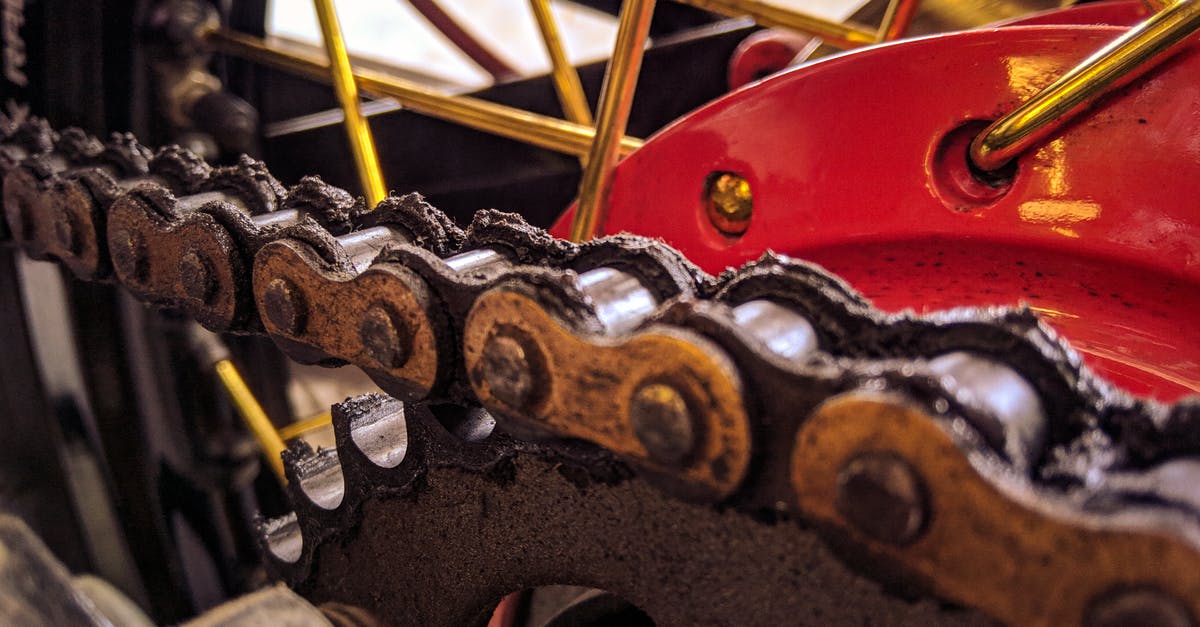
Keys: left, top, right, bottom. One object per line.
{"left": 464, "top": 269, "right": 752, "bottom": 502}
{"left": 791, "top": 388, "right": 1200, "bottom": 627}
{"left": 327, "top": 394, "right": 511, "bottom": 496}
{"left": 280, "top": 440, "right": 354, "bottom": 586}
{"left": 295, "top": 411, "right": 989, "bottom": 627}
{"left": 284, "top": 440, "right": 348, "bottom": 514}
{"left": 257, "top": 511, "right": 311, "bottom": 587}
{"left": 269, "top": 395, "right": 513, "bottom": 590}
{"left": 329, "top": 394, "right": 426, "bottom": 494}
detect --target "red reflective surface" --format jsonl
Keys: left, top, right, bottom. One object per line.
{"left": 998, "top": 0, "right": 1149, "bottom": 27}
{"left": 551, "top": 26, "right": 1200, "bottom": 401}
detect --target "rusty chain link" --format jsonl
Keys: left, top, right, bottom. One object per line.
{"left": 2, "top": 115, "right": 1199, "bottom": 626}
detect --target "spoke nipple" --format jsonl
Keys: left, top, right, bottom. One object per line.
{"left": 630, "top": 382, "right": 695, "bottom": 465}
{"left": 835, "top": 451, "right": 927, "bottom": 546}
{"left": 264, "top": 278, "right": 305, "bottom": 335}
{"left": 360, "top": 304, "right": 408, "bottom": 368}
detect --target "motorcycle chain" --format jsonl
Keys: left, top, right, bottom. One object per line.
{"left": 2, "top": 115, "right": 1199, "bottom": 626}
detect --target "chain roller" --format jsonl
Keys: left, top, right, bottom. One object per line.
{"left": 1, "top": 120, "right": 1198, "bottom": 626}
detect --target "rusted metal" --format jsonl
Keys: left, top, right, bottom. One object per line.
{"left": 2, "top": 85, "right": 1199, "bottom": 624}
{"left": 253, "top": 239, "right": 443, "bottom": 400}
{"left": 792, "top": 392, "right": 1200, "bottom": 627}
{"left": 464, "top": 289, "right": 751, "bottom": 499}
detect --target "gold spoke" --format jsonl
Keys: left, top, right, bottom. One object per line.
{"left": 312, "top": 0, "right": 387, "bottom": 206}
{"left": 205, "top": 29, "right": 643, "bottom": 159}
{"left": 970, "top": 0, "right": 1200, "bottom": 171}
{"left": 530, "top": 0, "right": 594, "bottom": 127}
{"left": 674, "top": 0, "right": 878, "bottom": 49}
{"left": 215, "top": 359, "right": 288, "bottom": 483}
{"left": 876, "top": 0, "right": 919, "bottom": 42}
{"left": 570, "top": 0, "right": 657, "bottom": 242}
{"left": 279, "top": 412, "right": 334, "bottom": 441}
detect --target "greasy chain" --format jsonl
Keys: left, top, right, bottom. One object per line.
{"left": 3, "top": 116, "right": 1200, "bottom": 626}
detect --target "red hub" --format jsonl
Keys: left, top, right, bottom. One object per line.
{"left": 552, "top": 21, "right": 1200, "bottom": 401}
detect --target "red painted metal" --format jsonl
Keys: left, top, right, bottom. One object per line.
{"left": 997, "top": 0, "right": 1150, "bottom": 27}
{"left": 727, "top": 30, "right": 814, "bottom": 90}
{"left": 550, "top": 26, "right": 1200, "bottom": 401}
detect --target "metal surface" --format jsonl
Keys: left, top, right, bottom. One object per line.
{"left": 876, "top": 0, "right": 920, "bottom": 42}
{"left": 529, "top": 0, "right": 594, "bottom": 126}
{"left": 311, "top": 0, "right": 386, "bottom": 205}
{"left": 927, "top": 351, "right": 1046, "bottom": 470}
{"left": 205, "top": 29, "right": 643, "bottom": 159}
{"left": 570, "top": 0, "right": 657, "bottom": 242}
{"left": 792, "top": 392, "right": 1200, "bottom": 627}
{"left": 549, "top": 26, "right": 1200, "bottom": 401}
{"left": 6, "top": 21, "right": 1200, "bottom": 618}
{"left": 464, "top": 288, "right": 751, "bottom": 498}
{"left": 971, "top": 0, "right": 1200, "bottom": 171}
{"left": 574, "top": 267, "right": 659, "bottom": 334}
{"left": 2, "top": 113, "right": 1200, "bottom": 624}
{"left": 730, "top": 299, "right": 817, "bottom": 360}
{"left": 264, "top": 395, "right": 995, "bottom": 626}
{"left": 835, "top": 451, "right": 927, "bottom": 546}
{"left": 703, "top": 170, "right": 753, "bottom": 236}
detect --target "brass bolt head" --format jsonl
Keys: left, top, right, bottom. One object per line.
{"left": 704, "top": 171, "right": 753, "bottom": 236}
